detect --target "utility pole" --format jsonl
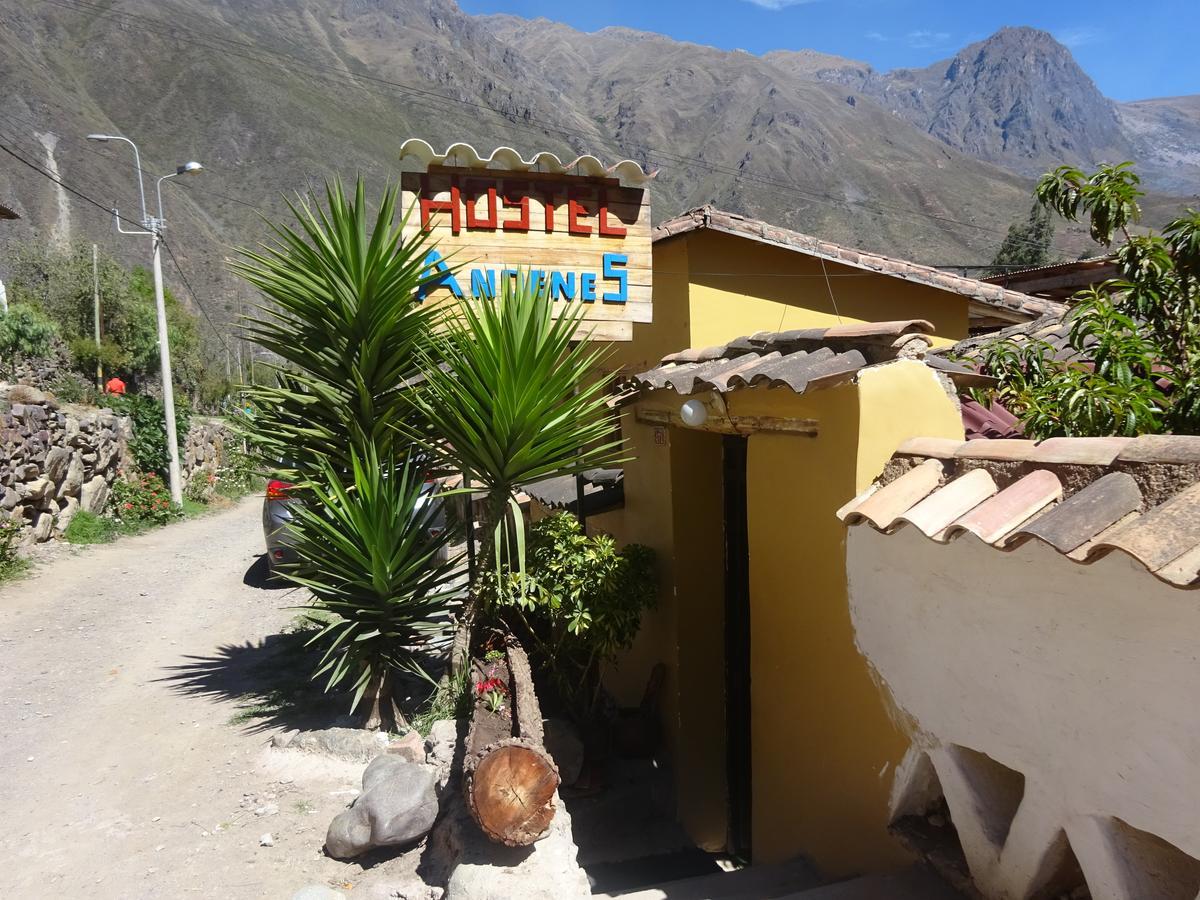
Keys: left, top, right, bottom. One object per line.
{"left": 86, "top": 133, "right": 204, "bottom": 507}
{"left": 92, "top": 243, "right": 102, "bottom": 389}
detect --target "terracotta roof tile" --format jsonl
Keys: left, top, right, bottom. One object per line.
{"left": 1029, "top": 437, "right": 1133, "bottom": 466}
{"left": 944, "top": 470, "right": 1062, "bottom": 544}
{"left": 1088, "top": 482, "right": 1200, "bottom": 571}
{"left": 1011, "top": 472, "right": 1143, "bottom": 554}
{"left": 631, "top": 321, "right": 960, "bottom": 398}
{"left": 1118, "top": 435, "right": 1200, "bottom": 465}
{"left": 896, "top": 437, "right": 967, "bottom": 459}
{"left": 954, "top": 439, "right": 1038, "bottom": 462}
{"left": 897, "top": 468, "right": 998, "bottom": 540}
{"left": 839, "top": 458, "right": 944, "bottom": 530}
{"left": 842, "top": 439, "right": 1200, "bottom": 587}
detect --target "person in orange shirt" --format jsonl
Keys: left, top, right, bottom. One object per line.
{"left": 104, "top": 376, "right": 126, "bottom": 395}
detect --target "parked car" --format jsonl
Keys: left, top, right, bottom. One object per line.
{"left": 262, "top": 476, "right": 450, "bottom": 574}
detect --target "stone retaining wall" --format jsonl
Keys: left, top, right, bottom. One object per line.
{"left": 1, "top": 384, "right": 235, "bottom": 542}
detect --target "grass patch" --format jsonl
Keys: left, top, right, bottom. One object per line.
{"left": 182, "top": 498, "right": 208, "bottom": 518}
{"left": 410, "top": 664, "right": 471, "bottom": 737}
{"left": 0, "top": 556, "right": 30, "bottom": 584}
{"left": 64, "top": 510, "right": 119, "bottom": 544}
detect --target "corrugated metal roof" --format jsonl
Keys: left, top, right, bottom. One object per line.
{"left": 522, "top": 469, "right": 624, "bottom": 516}
{"left": 653, "top": 206, "right": 1064, "bottom": 321}
{"left": 630, "top": 319, "right": 986, "bottom": 398}
{"left": 838, "top": 435, "right": 1200, "bottom": 587}
{"left": 944, "top": 314, "right": 1085, "bottom": 364}
{"left": 399, "top": 139, "right": 654, "bottom": 188}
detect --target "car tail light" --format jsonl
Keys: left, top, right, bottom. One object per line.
{"left": 266, "top": 479, "right": 293, "bottom": 500}
{"left": 272, "top": 548, "right": 286, "bottom": 561}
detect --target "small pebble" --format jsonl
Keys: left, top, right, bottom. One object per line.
{"left": 259, "top": 833, "right": 274, "bottom": 847}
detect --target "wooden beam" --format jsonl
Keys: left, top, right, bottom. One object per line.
{"left": 636, "top": 406, "right": 818, "bottom": 436}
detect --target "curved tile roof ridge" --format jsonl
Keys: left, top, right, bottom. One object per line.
{"left": 399, "top": 138, "right": 655, "bottom": 187}
{"left": 652, "top": 206, "right": 1062, "bottom": 320}
{"left": 839, "top": 434, "right": 1200, "bottom": 587}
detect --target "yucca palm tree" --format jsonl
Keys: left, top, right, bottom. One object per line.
{"left": 231, "top": 177, "right": 441, "bottom": 482}
{"left": 410, "top": 273, "right": 625, "bottom": 666}
{"left": 285, "top": 446, "right": 460, "bottom": 731}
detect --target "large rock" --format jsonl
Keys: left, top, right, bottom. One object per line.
{"left": 290, "top": 726, "right": 390, "bottom": 762}
{"left": 32, "top": 512, "right": 54, "bottom": 542}
{"left": 43, "top": 446, "right": 71, "bottom": 484}
{"left": 290, "top": 887, "right": 346, "bottom": 900}
{"left": 430, "top": 788, "right": 591, "bottom": 900}
{"left": 80, "top": 475, "right": 109, "bottom": 514}
{"left": 57, "top": 453, "right": 84, "bottom": 499}
{"left": 325, "top": 755, "right": 439, "bottom": 859}
{"left": 21, "top": 477, "right": 52, "bottom": 501}
{"left": 55, "top": 497, "right": 80, "bottom": 533}
{"left": 0, "top": 487, "right": 19, "bottom": 511}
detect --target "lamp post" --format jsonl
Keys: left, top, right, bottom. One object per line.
{"left": 87, "top": 133, "right": 203, "bottom": 506}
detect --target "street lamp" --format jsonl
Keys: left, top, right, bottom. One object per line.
{"left": 87, "top": 132, "right": 204, "bottom": 506}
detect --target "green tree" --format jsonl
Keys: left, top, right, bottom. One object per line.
{"left": 986, "top": 201, "right": 1055, "bottom": 275}
{"left": 0, "top": 304, "right": 58, "bottom": 378}
{"left": 981, "top": 162, "right": 1200, "bottom": 437}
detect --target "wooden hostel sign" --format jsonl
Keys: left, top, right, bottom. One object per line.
{"left": 400, "top": 140, "right": 653, "bottom": 341}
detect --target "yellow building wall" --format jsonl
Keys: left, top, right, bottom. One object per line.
{"left": 603, "top": 236, "right": 694, "bottom": 377}
{"left": 680, "top": 230, "right": 968, "bottom": 349}
{"left": 612, "top": 361, "right": 964, "bottom": 877}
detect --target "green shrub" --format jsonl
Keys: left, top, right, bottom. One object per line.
{"left": 489, "top": 513, "right": 656, "bottom": 719}
{"left": 215, "top": 435, "right": 258, "bottom": 498}
{"left": 0, "top": 305, "right": 58, "bottom": 377}
{"left": 110, "top": 472, "right": 180, "bottom": 526}
{"left": 0, "top": 517, "right": 28, "bottom": 581}
{"left": 107, "top": 394, "right": 191, "bottom": 482}
{"left": 64, "top": 510, "right": 119, "bottom": 544}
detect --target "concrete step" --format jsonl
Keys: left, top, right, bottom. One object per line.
{"left": 779, "top": 865, "right": 966, "bottom": 899}
{"left": 595, "top": 863, "right": 964, "bottom": 900}
{"left": 594, "top": 857, "right": 821, "bottom": 899}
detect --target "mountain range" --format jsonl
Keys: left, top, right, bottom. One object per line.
{"left": 0, "top": 0, "right": 1196, "bottom": 356}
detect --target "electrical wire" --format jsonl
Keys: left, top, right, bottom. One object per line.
{"left": 160, "top": 238, "right": 232, "bottom": 353}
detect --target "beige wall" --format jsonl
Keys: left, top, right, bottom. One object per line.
{"left": 848, "top": 527, "right": 1200, "bottom": 899}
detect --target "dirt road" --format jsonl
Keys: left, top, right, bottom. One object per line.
{"left": 0, "top": 499, "right": 414, "bottom": 900}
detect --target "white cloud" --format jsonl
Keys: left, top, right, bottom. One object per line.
{"left": 907, "top": 29, "right": 952, "bottom": 49}
{"left": 740, "top": 0, "right": 820, "bottom": 10}
{"left": 1055, "top": 26, "right": 1104, "bottom": 48}
{"left": 865, "top": 31, "right": 889, "bottom": 42}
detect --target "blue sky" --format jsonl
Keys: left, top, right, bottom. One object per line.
{"left": 457, "top": 0, "right": 1198, "bottom": 101}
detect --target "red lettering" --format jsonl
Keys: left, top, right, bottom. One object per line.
{"left": 501, "top": 180, "right": 530, "bottom": 232}
{"left": 568, "top": 187, "right": 592, "bottom": 236}
{"left": 597, "top": 188, "right": 627, "bottom": 237}
{"left": 419, "top": 175, "right": 461, "bottom": 234}
{"left": 539, "top": 188, "right": 557, "bottom": 233}
{"left": 463, "top": 179, "right": 498, "bottom": 230}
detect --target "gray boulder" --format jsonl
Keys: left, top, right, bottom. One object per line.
{"left": 290, "top": 726, "right": 389, "bottom": 762}
{"left": 57, "top": 454, "right": 84, "bottom": 499}
{"left": 1, "top": 487, "right": 19, "bottom": 511}
{"left": 80, "top": 475, "right": 109, "bottom": 514}
{"left": 23, "top": 478, "right": 52, "bottom": 502}
{"left": 32, "top": 512, "right": 53, "bottom": 542}
{"left": 325, "top": 755, "right": 439, "bottom": 859}
{"left": 55, "top": 497, "right": 80, "bottom": 533}
{"left": 43, "top": 446, "right": 71, "bottom": 484}
{"left": 290, "top": 886, "right": 346, "bottom": 900}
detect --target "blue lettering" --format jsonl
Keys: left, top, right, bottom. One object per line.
{"left": 580, "top": 272, "right": 597, "bottom": 303}
{"left": 550, "top": 271, "right": 576, "bottom": 301}
{"left": 470, "top": 268, "right": 496, "bottom": 299}
{"left": 602, "top": 253, "right": 628, "bottom": 304}
{"left": 418, "top": 249, "right": 463, "bottom": 300}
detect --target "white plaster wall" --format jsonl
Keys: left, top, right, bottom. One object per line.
{"left": 846, "top": 526, "right": 1200, "bottom": 900}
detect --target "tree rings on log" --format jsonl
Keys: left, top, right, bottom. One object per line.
{"left": 466, "top": 737, "right": 560, "bottom": 847}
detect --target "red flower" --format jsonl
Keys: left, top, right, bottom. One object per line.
{"left": 476, "top": 677, "right": 507, "bottom": 696}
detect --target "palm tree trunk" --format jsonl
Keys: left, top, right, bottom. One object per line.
{"left": 361, "top": 668, "right": 406, "bottom": 731}
{"left": 449, "top": 488, "right": 511, "bottom": 678}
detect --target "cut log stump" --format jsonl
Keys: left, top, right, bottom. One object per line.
{"left": 463, "top": 639, "right": 560, "bottom": 846}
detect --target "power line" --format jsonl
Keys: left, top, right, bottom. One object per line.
{"left": 160, "top": 238, "right": 232, "bottom": 353}
{"left": 0, "top": 134, "right": 232, "bottom": 349}
{"left": 39, "top": 0, "right": 1089, "bottom": 258}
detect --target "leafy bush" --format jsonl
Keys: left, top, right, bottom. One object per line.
{"left": 185, "top": 470, "right": 218, "bottom": 504}
{"left": 282, "top": 446, "right": 460, "bottom": 731}
{"left": 489, "top": 513, "right": 655, "bottom": 719}
{"left": 107, "top": 394, "right": 192, "bottom": 482}
{"left": 215, "top": 434, "right": 258, "bottom": 498}
{"left": 0, "top": 305, "right": 59, "bottom": 377}
{"left": 109, "top": 472, "right": 180, "bottom": 526}
{"left": 0, "top": 517, "right": 28, "bottom": 580}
